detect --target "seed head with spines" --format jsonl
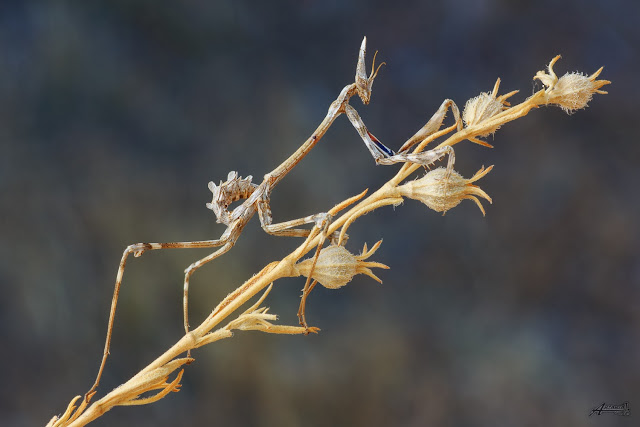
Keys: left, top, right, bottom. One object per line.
{"left": 534, "top": 55, "right": 611, "bottom": 113}
{"left": 463, "top": 78, "right": 518, "bottom": 136}
{"left": 294, "top": 241, "right": 389, "bottom": 289}
{"left": 397, "top": 166, "right": 494, "bottom": 215}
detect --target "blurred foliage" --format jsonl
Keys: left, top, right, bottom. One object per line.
{"left": 1, "top": 1, "right": 638, "bottom": 426}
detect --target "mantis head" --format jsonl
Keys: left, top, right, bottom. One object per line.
{"left": 355, "top": 37, "right": 385, "bottom": 105}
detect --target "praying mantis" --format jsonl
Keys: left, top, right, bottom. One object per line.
{"left": 85, "top": 37, "right": 465, "bottom": 402}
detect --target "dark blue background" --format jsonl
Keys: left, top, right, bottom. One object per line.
{"left": 1, "top": 1, "right": 637, "bottom": 426}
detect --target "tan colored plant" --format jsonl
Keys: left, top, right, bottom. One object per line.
{"left": 47, "top": 39, "right": 609, "bottom": 426}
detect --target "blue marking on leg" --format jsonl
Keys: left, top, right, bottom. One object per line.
{"left": 367, "top": 130, "right": 395, "bottom": 157}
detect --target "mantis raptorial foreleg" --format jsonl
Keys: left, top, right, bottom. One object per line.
{"left": 343, "top": 103, "right": 457, "bottom": 177}
{"left": 344, "top": 100, "right": 461, "bottom": 214}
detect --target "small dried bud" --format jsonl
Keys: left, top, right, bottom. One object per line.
{"left": 534, "top": 55, "right": 610, "bottom": 113}
{"left": 463, "top": 79, "right": 518, "bottom": 136}
{"left": 397, "top": 165, "right": 493, "bottom": 215}
{"left": 294, "top": 241, "right": 389, "bottom": 289}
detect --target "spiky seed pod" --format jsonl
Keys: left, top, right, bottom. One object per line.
{"left": 293, "top": 241, "right": 389, "bottom": 289}
{"left": 397, "top": 166, "right": 494, "bottom": 215}
{"left": 462, "top": 79, "right": 518, "bottom": 136}
{"left": 534, "top": 55, "right": 610, "bottom": 113}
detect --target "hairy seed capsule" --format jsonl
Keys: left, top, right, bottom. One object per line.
{"left": 534, "top": 55, "right": 610, "bottom": 113}
{"left": 463, "top": 92, "right": 504, "bottom": 134}
{"left": 298, "top": 246, "right": 357, "bottom": 289}
{"left": 397, "top": 166, "right": 493, "bottom": 215}
{"left": 293, "top": 242, "right": 389, "bottom": 289}
{"left": 462, "top": 78, "right": 518, "bottom": 137}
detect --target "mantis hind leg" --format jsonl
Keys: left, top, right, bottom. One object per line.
{"left": 183, "top": 240, "right": 235, "bottom": 338}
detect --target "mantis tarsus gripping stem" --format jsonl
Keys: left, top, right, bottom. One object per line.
{"left": 85, "top": 36, "right": 462, "bottom": 404}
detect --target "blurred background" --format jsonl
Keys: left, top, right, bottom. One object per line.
{"left": 1, "top": 1, "right": 638, "bottom": 426}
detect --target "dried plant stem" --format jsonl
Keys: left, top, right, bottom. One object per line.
{"left": 50, "top": 89, "right": 564, "bottom": 424}
{"left": 393, "top": 90, "right": 547, "bottom": 185}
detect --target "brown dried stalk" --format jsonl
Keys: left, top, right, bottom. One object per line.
{"left": 47, "top": 40, "right": 609, "bottom": 426}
